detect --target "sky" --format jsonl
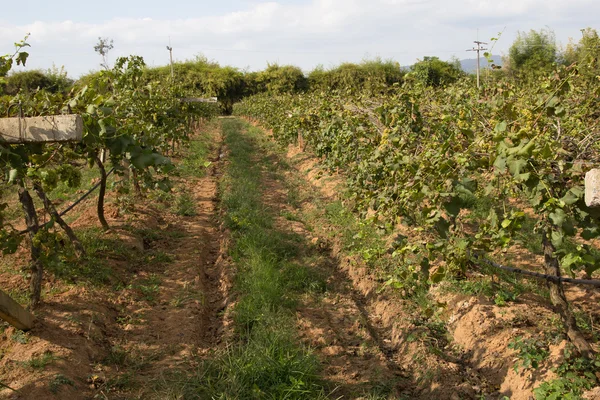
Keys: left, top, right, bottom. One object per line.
{"left": 1, "top": 0, "right": 598, "bottom": 78}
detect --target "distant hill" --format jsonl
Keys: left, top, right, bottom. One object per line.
{"left": 460, "top": 55, "right": 503, "bottom": 73}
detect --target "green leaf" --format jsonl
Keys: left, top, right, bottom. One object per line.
{"left": 551, "top": 230, "right": 564, "bottom": 248}
{"left": 16, "top": 51, "right": 28, "bottom": 66}
{"left": 443, "top": 197, "right": 462, "bottom": 217}
{"left": 515, "top": 172, "right": 531, "bottom": 183}
{"left": 549, "top": 209, "right": 566, "bottom": 227}
{"left": 493, "top": 155, "right": 507, "bottom": 171}
{"left": 516, "top": 140, "right": 536, "bottom": 157}
{"left": 561, "top": 187, "right": 583, "bottom": 206}
{"left": 539, "top": 143, "right": 553, "bottom": 159}
{"left": 508, "top": 158, "right": 527, "bottom": 176}
{"left": 560, "top": 253, "right": 581, "bottom": 275}
{"left": 8, "top": 169, "right": 18, "bottom": 183}
{"left": 582, "top": 227, "right": 600, "bottom": 240}
{"left": 546, "top": 96, "right": 559, "bottom": 108}
{"left": 495, "top": 121, "right": 507, "bottom": 133}
{"left": 429, "top": 267, "right": 446, "bottom": 284}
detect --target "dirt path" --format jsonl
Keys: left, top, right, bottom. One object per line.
{"left": 98, "top": 128, "right": 230, "bottom": 398}
{"left": 254, "top": 125, "right": 491, "bottom": 399}
{"left": 0, "top": 126, "right": 230, "bottom": 400}
{"left": 116, "top": 168, "right": 223, "bottom": 362}
{"left": 258, "top": 150, "right": 408, "bottom": 398}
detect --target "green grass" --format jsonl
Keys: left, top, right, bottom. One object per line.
{"left": 321, "top": 201, "right": 387, "bottom": 268}
{"left": 174, "top": 190, "right": 197, "bottom": 216}
{"left": 11, "top": 330, "right": 28, "bottom": 344}
{"left": 42, "top": 227, "right": 131, "bottom": 287}
{"left": 150, "top": 118, "right": 327, "bottom": 399}
{"left": 129, "top": 274, "right": 161, "bottom": 303}
{"left": 20, "top": 351, "right": 58, "bottom": 369}
{"left": 49, "top": 373, "right": 74, "bottom": 394}
{"left": 178, "top": 132, "right": 212, "bottom": 178}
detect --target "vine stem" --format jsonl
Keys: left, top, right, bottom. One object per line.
{"left": 94, "top": 154, "right": 110, "bottom": 231}
{"left": 542, "top": 228, "right": 595, "bottom": 358}
{"left": 16, "top": 179, "right": 43, "bottom": 308}
{"left": 32, "top": 182, "right": 86, "bottom": 258}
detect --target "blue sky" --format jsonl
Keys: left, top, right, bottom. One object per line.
{"left": 2, "top": 0, "right": 598, "bottom": 77}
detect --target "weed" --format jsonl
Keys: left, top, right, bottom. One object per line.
{"left": 174, "top": 190, "right": 197, "bottom": 216}
{"left": 130, "top": 274, "right": 161, "bottom": 303}
{"left": 43, "top": 227, "right": 133, "bottom": 287}
{"left": 362, "top": 378, "right": 396, "bottom": 399}
{"left": 65, "top": 314, "right": 82, "bottom": 325}
{"left": 49, "top": 373, "right": 74, "bottom": 393}
{"left": 11, "top": 330, "right": 28, "bottom": 344}
{"left": 116, "top": 310, "right": 144, "bottom": 326}
{"left": 170, "top": 284, "right": 204, "bottom": 308}
{"left": 508, "top": 336, "right": 549, "bottom": 371}
{"left": 287, "top": 185, "right": 302, "bottom": 208}
{"left": 280, "top": 209, "right": 300, "bottom": 221}
{"left": 148, "top": 190, "right": 175, "bottom": 210}
{"left": 573, "top": 309, "right": 600, "bottom": 341}
{"left": 105, "top": 345, "right": 129, "bottom": 367}
{"left": 101, "top": 371, "right": 136, "bottom": 392}
{"left": 534, "top": 347, "right": 600, "bottom": 399}
{"left": 144, "top": 250, "right": 174, "bottom": 265}
{"left": 6, "top": 290, "right": 29, "bottom": 307}
{"left": 494, "top": 288, "right": 518, "bottom": 306}
{"left": 21, "top": 351, "right": 58, "bottom": 369}
{"left": 179, "top": 136, "right": 211, "bottom": 178}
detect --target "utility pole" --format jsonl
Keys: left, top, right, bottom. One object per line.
{"left": 166, "top": 37, "right": 174, "bottom": 79}
{"left": 467, "top": 40, "right": 488, "bottom": 89}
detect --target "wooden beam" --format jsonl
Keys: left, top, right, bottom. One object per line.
{"left": 180, "top": 97, "right": 218, "bottom": 103}
{"left": 0, "top": 289, "right": 34, "bottom": 331}
{"left": 585, "top": 169, "right": 600, "bottom": 207}
{"left": 0, "top": 114, "right": 83, "bottom": 144}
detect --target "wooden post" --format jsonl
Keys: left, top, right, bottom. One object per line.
{"left": 0, "top": 289, "right": 34, "bottom": 330}
{"left": 585, "top": 169, "right": 600, "bottom": 207}
{"left": 0, "top": 115, "right": 83, "bottom": 143}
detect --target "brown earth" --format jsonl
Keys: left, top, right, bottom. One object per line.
{"left": 260, "top": 154, "right": 407, "bottom": 398}
{"left": 0, "top": 126, "right": 231, "bottom": 399}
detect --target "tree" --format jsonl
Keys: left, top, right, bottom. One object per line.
{"left": 94, "top": 37, "right": 114, "bottom": 70}
{"left": 507, "top": 29, "right": 557, "bottom": 76}
{"left": 308, "top": 59, "right": 404, "bottom": 92}
{"left": 409, "top": 56, "right": 463, "bottom": 87}
{"left": 255, "top": 64, "right": 308, "bottom": 94}
{"left": 562, "top": 28, "right": 600, "bottom": 79}
{"left": 2, "top": 70, "right": 51, "bottom": 95}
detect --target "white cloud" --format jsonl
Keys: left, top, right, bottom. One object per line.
{"left": 1, "top": 0, "right": 598, "bottom": 77}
